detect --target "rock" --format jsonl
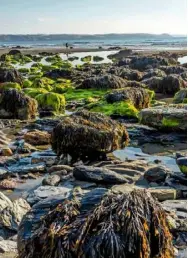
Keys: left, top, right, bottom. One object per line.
{"left": 105, "top": 87, "right": 151, "bottom": 109}
{"left": 143, "top": 75, "right": 184, "bottom": 95}
{"left": 9, "top": 163, "right": 46, "bottom": 174}
{"left": 31, "top": 156, "right": 56, "bottom": 166}
{"left": 51, "top": 111, "right": 129, "bottom": 160}
{"left": 0, "top": 240, "right": 17, "bottom": 253}
{"left": 47, "top": 165, "right": 73, "bottom": 173}
{"left": 1, "top": 148, "right": 13, "bottom": 156}
{"left": 139, "top": 106, "right": 187, "bottom": 132}
{"left": 80, "top": 74, "right": 128, "bottom": 89}
{"left": 73, "top": 165, "right": 129, "bottom": 184}
{"left": 149, "top": 187, "right": 177, "bottom": 201}
{"left": 144, "top": 165, "right": 169, "bottom": 182}
{"left": 0, "top": 198, "right": 30, "bottom": 231}
{"left": 173, "top": 89, "right": 187, "bottom": 104}
{"left": 176, "top": 157, "right": 187, "bottom": 174}
{"left": 0, "top": 89, "right": 38, "bottom": 120}
{"left": 0, "top": 68, "right": 23, "bottom": 85}
{"left": 26, "top": 185, "right": 72, "bottom": 205}
{"left": 24, "top": 130, "right": 51, "bottom": 145}
{"left": 160, "top": 65, "right": 187, "bottom": 75}
{"left": 0, "top": 193, "right": 12, "bottom": 211}
{"left": 0, "top": 169, "right": 9, "bottom": 180}
{"left": 0, "top": 179, "right": 17, "bottom": 190}
{"left": 42, "top": 175, "right": 61, "bottom": 186}
{"left": 142, "top": 68, "right": 166, "bottom": 79}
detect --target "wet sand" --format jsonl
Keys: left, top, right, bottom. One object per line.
{"left": 0, "top": 46, "right": 186, "bottom": 56}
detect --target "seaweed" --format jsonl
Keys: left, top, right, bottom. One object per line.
{"left": 18, "top": 190, "right": 174, "bottom": 258}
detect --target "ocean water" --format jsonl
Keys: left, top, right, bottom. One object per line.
{"left": 0, "top": 35, "right": 187, "bottom": 50}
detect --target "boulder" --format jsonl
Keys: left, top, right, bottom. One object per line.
{"left": 24, "top": 130, "right": 51, "bottom": 145}
{"left": 173, "top": 89, "right": 187, "bottom": 104}
{"left": 143, "top": 75, "right": 185, "bottom": 95}
{"left": 0, "top": 89, "right": 38, "bottom": 120}
{"left": 51, "top": 111, "right": 129, "bottom": 160}
{"left": 0, "top": 68, "right": 23, "bottom": 85}
{"left": 142, "top": 68, "right": 166, "bottom": 79}
{"left": 0, "top": 239, "right": 17, "bottom": 253}
{"left": 80, "top": 74, "right": 128, "bottom": 89}
{"left": 0, "top": 179, "right": 17, "bottom": 190}
{"left": 144, "top": 166, "right": 169, "bottom": 182}
{"left": 1, "top": 148, "right": 13, "bottom": 156}
{"left": 176, "top": 157, "right": 187, "bottom": 174}
{"left": 73, "top": 165, "right": 128, "bottom": 184}
{"left": 139, "top": 106, "right": 187, "bottom": 132}
{"left": 105, "top": 87, "right": 151, "bottom": 109}
{"left": 160, "top": 65, "right": 187, "bottom": 75}
{"left": 0, "top": 192, "right": 12, "bottom": 211}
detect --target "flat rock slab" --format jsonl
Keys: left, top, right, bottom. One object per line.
{"left": 0, "top": 240, "right": 17, "bottom": 253}
{"left": 9, "top": 163, "right": 46, "bottom": 174}
{"left": 148, "top": 187, "right": 177, "bottom": 201}
{"left": 73, "top": 165, "right": 129, "bottom": 184}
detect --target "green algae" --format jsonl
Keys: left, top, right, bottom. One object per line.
{"left": 179, "top": 165, "right": 187, "bottom": 174}
{"left": 65, "top": 88, "right": 107, "bottom": 101}
{"left": 87, "top": 100, "right": 139, "bottom": 118}
{"left": 23, "top": 80, "right": 32, "bottom": 88}
{"left": 0, "top": 82, "right": 22, "bottom": 91}
{"left": 24, "top": 88, "right": 49, "bottom": 98}
{"left": 18, "top": 67, "right": 30, "bottom": 73}
{"left": 31, "top": 77, "right": 55, "bottom": 91}
{"left": 93, "top": 56, "right": 104, "bottom": 62}
{"left": 162, "top": 117, "right": 180, "bottom": 127}
{"left": 35, "top": 92, "right": 66, "bottom": 113}
{"left": 81, "top": 55, "right": 92, "bottom": 62}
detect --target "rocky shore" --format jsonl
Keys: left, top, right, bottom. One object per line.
{"left": 0, "top": 48, "right": 187, "bottom": 257}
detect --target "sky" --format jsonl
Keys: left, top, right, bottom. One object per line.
{"left": 0, "top": 0, "right": 187, "bottom": 34}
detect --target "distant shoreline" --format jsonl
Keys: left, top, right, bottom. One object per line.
{"left": 0, "top": 46, "right": 187, "bottom": 56}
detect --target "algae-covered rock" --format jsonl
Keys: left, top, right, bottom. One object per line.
{"left": 35, "top": 92, "right": 65, "bottom": 113}
{"left": 24, "top": 88, "right": 49, "bottom": 98}
{"left": 139, "top": 106, "right": 187, "bottom": 132}
{"left": 24, "top": 130, "right": 51, "bottom": 145}
{"left": 173, "top": 89, "right": 187, "bottom": 104}
{"left": 105, "top": 87, "right": 152, "bottom": 109}
{"left": 81, "top": 55, "right": 92, "bottom": 62}
{"left": 93, "top": 56, "right": 104, "bottom": 62}
{"left": 0, "top": 89, "right": 38, "bottom": 120}
{"left": 0, "top": 82, "right": 22, "bottom": 91}
{"left": 31, "top": 77, "right": 54, "bottom": 91}
{"left": 51, "top": 110, "right": 129, "bottom": 159}
{"left": 0, "top": 68, "right": 23, "bottom": 85}
{"left": 80, "top": 74, "right": 128, "bottom": 89}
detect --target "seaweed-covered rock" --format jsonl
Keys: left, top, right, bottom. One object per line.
{"left": 45, "top": 69, "right": 72, "bottom": 80}
{"left": 35, "top": 92, "right": 65, "bottom": 113}
{"left": 0, "top": 89, "right": 38, "bottom": 120}
{"left": 109, "top": 67, "right": 143, "bottom": 81}
{"left": 105, "top": 87, "right": 151, "bottom": 109}
{"left": 173, "top": 89, "right": 187, "bottom": 104}
{"left": 80, "top": 75, "right": 128, "bottom": 89}
{"left": 18, "top": 190, "right": 174, "bottom": 258}
{"left": 142, "top": 68, "right": 166, "bottom": 79}
{"left": 0, "top": 68, "right": 23, "bottom": 85}
{"left": 51, "top": 110, "right": 129, "bottom": 160}
{"left": 139, "top": 106, "right": 187, "bottom": 132}
{"left": 160, "top": 65, "right": 187, "bottom": 75}
{"left": 24, "top": 130, "right": 51, "bottom": 145}
{"left": 143, "top": 75, "right": 185, "bottom": 95}
{"left": 0, "top": 82, "right": 22, "bottom": 91}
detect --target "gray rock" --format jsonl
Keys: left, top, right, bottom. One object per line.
{"left": 0, "top": 193, "right": 12, "bottom": 212}
{"left": 42, "top": 175, "right": 61, "bottom": 186}
{"left": 173, "top": 89, "right": 187, "bottom": 104}
{"left": 0, "top": 169, "right": 9, "bottom": 180}
{"left": 27, "top": 185, "right": 72, "bottom": 205}
{"left": 73, "top": 165, "right": 129, "bottom": 184}
{"left": 9, "top": 163, "right": 46, "bottom": 174}
{"left": 144, "top": 165, "right": 169, "bottom": 182}
{"left": 0, "top": 239, "right": 17, "bottom": 253}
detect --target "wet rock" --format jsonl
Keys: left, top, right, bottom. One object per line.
{"left": 142, "top": 68, "right": 166, "bottom": 79}
{"left": 0, "top": 68, "right": 23, "bottom": 85}
{"left": 176, "top": 157, "right": 187, "bottom": 175}
{"left": 0, "top": 179, "right": 17, "bottom": 190}
{"left": 0, "top": 89, "right": 38, "bottom": 120}
{"left": 47, "top": 165, "right": 73, "bottom": 173}
{"left": 160, "top": 65, "right": 187, "bottom": 75}
{"left": 27, "top": 185, "right": 72, "bottom": 205}
{"left": 73, "top": 165, "right": 129, "bottom": 184}
{"left": 105, "top": 87, "right": 151, "bottom": 109}
{"left": 0, "top": 239, "right": 17, "bottom": 253}
{"left": 51, "top": 110, "right": 129, "bottom": 160}
{"left": 24, "top": 130, "right": 51, "bottom": 145}
{"left": 80, "top": 74, "right": 128, "bottom": 89}
{"left": 9, "top": 163, "right": 46, "bottom": 174}
{"left": 1, "top": 148, "right": 13, "bottom": 156}
{"left": 0, "top": 193, "right": 12, "bottom": 211}
{"left": 144, "top": 165, "right": 169, "bottom": 182}
{"left": 139, "top": 106, "right": 187, "bottom": 132}
{"left": 0, "top": 169, "right": 9, "bottom": 180}
{"left": 31, "top": 156, "right": 56, "bottom": 166}
{"left": 42, "top": 175, "right": 61, "bottom": 186}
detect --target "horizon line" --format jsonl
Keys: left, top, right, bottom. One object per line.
{"left": 0, "top": 33, "right": 186, "bottom": 36}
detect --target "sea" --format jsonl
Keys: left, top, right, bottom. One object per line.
{"left": 0, "top": 35, "right": 187, "bottom": 51}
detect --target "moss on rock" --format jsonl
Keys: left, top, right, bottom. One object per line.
{"left": 24, "top": 88, "right": 49, "bottom": 98}
{"left": 35, "top": 92, "right": 65, "bottom": 113}
{"left": 0, "top": 82, "right": 22, "bottom": 91}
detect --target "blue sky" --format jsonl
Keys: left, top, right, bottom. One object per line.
{"left": 0, "top": 0, "right": 187, "bottom": 34}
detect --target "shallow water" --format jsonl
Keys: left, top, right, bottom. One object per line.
{"left": 113, "top": 146, "right": 180, "bottom": 172}
{"left": 178, "top": 55, "right": 187, "bottom": 64}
